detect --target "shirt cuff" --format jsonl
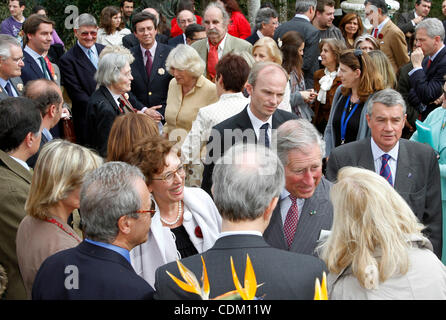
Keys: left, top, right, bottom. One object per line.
{"left": 408, "top": 67, "right": 422, "bottom": 77}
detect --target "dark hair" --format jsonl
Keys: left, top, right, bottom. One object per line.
{"left": 31, "top": 5, "right": 46, "bottom": 14}
{"left": 220, "top": 0, "right": 242, "bottom": 14}
{"left": 24, "top": 79, "right": 62, "bottom": 117}
{"left": 132, "top": 12, "right": 157, "bottom": 32}
{"left": 0, "top": 97, "right": 41, "bottom": 152}
{"left": 415, "top": 0, "right": 431, "bottom": 5}
{"left": 185, "top": 23, "right": 205, "bottom": 39}
{"left": 120, "top": 0, "right": 134, "bottom": 8}
{"left": 216, "top": 53, "right": 250, "bottom": 92}
{"left": 316, "top": 0, "right": 335, "bottom": 13}
{"left": 280, "top": 31, "right": 304, "bottom": 81}
{"left": 364, "top": 0, "right": 388, "bottom": 15}
{"left": 260, "top": 2, "right": 276, "bottom": 10}
{"left": 9, "top": 0, "right": 26, "bottom": 7}
{"left": 22, "top": 14, "right": 55, "bottom": 46}
{"left": 100, "top": 6, "right": 124, "bottom": 34}
{"left": 176, "top": 0, "right": 195, "bottom": 15}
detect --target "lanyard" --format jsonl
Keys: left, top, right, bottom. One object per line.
{"left": 340, "top": 95, "right": 359, "bottom": 144}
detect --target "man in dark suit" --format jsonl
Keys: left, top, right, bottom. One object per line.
{"left": 0, "top": 97, "right": 41, "bottom": 300}
{"left": 397, "top": 0, "right": 431, "bottom": 53}
{"left": 264, "top": 119, "right": 333, "bottom": 256}
{"left": 130, "top": 12, "right": 173, "bottom": 122}
{"left": 274, "top": 0, "right": 319, "bottom": 88}
{"left": 154, "top": 143, "right": 326, "bottom": 300}
{"left": 24, "top": 79, "right": 63, "bottom": 168}
{"left": 21, "top": 14, "right": 56, "bottom": 84}
{"left": 59, "top": 13, "right": 104, "bottom": 146}
{"left": 246, "top": 7, "right": 278, "bottom": 45}
{"left": 167, "top": 9, "right": 195, "bottom": 47}
{"left": 408, "top": 18, "right": 446, "bottom": 120}
{"left": 326, "top": 88, "right": 442, "bottom": 258}
{"left": 0, "top": 34, "right": 24, "bottom": 100}
{"left": 201, "top": 61, "right": 298, "bottom": 195}
{"left": 32, "top": 162, "right": 155, "bottom": 300}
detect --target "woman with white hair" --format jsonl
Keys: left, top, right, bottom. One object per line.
{"left": 163, "top": 44, "right": 218, "bottom": 139}
{"left": 85, "top": 46, "right": 138, "bottom": 157}
{"left": 16, "top": 139, "right": 102, "bottom": 298}
{"left": 319, "top": 166, "right": 446, "bottom": 300}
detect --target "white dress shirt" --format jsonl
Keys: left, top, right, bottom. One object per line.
{"left": 247, "top": 104, "right": 273, "bottom": 142}
{"left": 371, "top": 137, "right": 399, "bottom": 186}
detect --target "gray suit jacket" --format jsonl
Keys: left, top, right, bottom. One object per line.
{"left": 191, "top": 33, "right": 252, "bottom": 76}
{"left": 264, "top": 177, "right": 333, "bottom": 256}
{"left": 0, "top": 77, "right": 23, "bottom": 101}
{"left": 154, "top": 234, "right": 327, "bottom": 300}
{"left": 325, "top": 137, "right": 443, "bottom": 258}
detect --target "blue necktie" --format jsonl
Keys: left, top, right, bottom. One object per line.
{"left": 4, "top": 82, "right": 14, "bottom": 97}
{"left": 260, "top": 123, "right": 270, "bottom": 148}
{"left": 380, "top": 154, "right": 393, "bottom": 186}
{"left": 87, "top": 49, "right": 98, "bottom": 69}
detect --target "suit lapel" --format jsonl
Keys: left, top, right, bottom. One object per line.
{"left": 10, "top": 77, "right": 23, "bottom": 96}
{"left": 426, "top": 46, "right": 446, "bottom": 76}
{"left": 24, "top": 51, "right": 45, "bottom": 79}
{"left": 356, "top": 138, "right": 375, "bottom": 170}
{"left": 73, "top": 43, "right": 96, "bottom": 73}
{"left": 149, "top": 45, "right": 166, "bottom": 83}
{"left": 264, "top": 202, "right": 288, "bottom": 250}
{"left": 0, "top": 150, "right": 32, "bottom": 184}
{"left": 132, "top": 46, "right": 149, "bottom": 85}
{"left": 99, "top": 86, "right": 120, "bottom": 113}
{"left": 394, "top": 140, "right": 414, "bottom": 193}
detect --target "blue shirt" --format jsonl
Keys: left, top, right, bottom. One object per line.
{"left": 0, "top": 77, "right": 18, "bottom": 97}
{"left": 84, "top": 238, "right": 131, "bottom": 264}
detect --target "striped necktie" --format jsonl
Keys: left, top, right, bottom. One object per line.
{"left": 380, "top": 154, "right": 393, "bottom": 186}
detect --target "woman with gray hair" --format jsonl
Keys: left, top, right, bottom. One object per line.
{"left": 85, "top": 46, "right": 139, "bottom": 157}
{"left": 163, "top": 44, "right": 218, "bottom": 139}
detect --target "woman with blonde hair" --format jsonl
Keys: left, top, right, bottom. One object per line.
{"left": 16, "top": 139, "right": 102, "bottom": 297}
{"left": 320, "top": 166, "right": 446, "bottom": 299}
{"left": 163, "top": 44, "right": 218, "bottom": 139}
{"left": 368, "top": 50, "right": 397, "bottom": 89}
{"left": 324, "top": 49, "right": 385, "bottom": 156}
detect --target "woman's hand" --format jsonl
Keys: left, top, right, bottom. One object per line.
{"left": 301, "top": 89, "right": 318, "bottom": 103}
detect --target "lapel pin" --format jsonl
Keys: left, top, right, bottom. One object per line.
{"left": 158, "top": 68, "right": 165, "bottom": 75}
{"left": 408, "top": 172, "right": 412, "bottom": 178}
{"left": 17, "top": 83, "right": 23, "bottom": 91}
{"left": 310, "top": 210, "right": 317, "bottom": 216}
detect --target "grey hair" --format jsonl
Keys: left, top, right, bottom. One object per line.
{"left": 95, "top": 48, "right": 134, "bottom": 87}
{"left": 366, "top": 88, "right": 407, "bottom": 116}
{"left": 276, "top": 119, "right": 326, "bottom": 163}
{"left": 295, "top": 0, "right": 317, "bottom": 14}
{"left": 212, "top": 143, "right": 285, "bottom": 222}
{"left": 73, "top": 13, "right": 98, "bottom": 29}
{"left": 0, "top": 34, "right": 21, "bottom": 60}
{"left": 255, "top": 8, "right": 278, "bottom": 30}
{"left": 204, "top": 1, "right": 230, "bottom": 26}
{"left": 248, "top": 61, "right": 288, "bottom": 88}
{"left": 416, "top": 18, "right": 445, "bottom": 42}
{"left": 166, "top": 44, "right": 205, "bottom": 78}
{"left": 80, "top": 161, "right": 145, "bottom": 243}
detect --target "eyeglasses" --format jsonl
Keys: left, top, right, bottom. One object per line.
{"left": 132, "top": 201, "right": 156, "bottom": 218}
{"left": 353, "top": 49, "right": 363, "bottom": 71}
{"left": 152, "top": 164, "right": 185, "bottom": 183}
{"left": 79, "top": 31, "right": 97, "bottom": 37}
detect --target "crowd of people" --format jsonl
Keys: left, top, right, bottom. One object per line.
{"left": 1, "top": 0, "right": 446, "bottom": 300}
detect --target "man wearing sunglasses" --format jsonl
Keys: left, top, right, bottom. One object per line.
{"left": 59, "top": 14, "right": 105, "bottom": 146}
{"left": 32, "top": 162, "right": 155, "bottom": 300}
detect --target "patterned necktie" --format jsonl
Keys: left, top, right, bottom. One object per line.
{"left": 4, "top": 82, "right": 14, "bottom": 97}
{"left": 260, "top": 123, "right": 270, "bottom": 148}
{"left": 87, "top": 49, "right": 98, "bottom": 69}
{"left": 380, "top": 154, "right": 393, "bottom": 186}
{"left": 373, "top": 28, "right": 379, "bottom": 38}
{"left": 283, "top": 195, "right": 299, "bottom": 248}
{"left": 145, "top": 50, "right": 153, "bottom": 79}
{"left": 427, "top": 58, "right": 432, "bottom": 69}
{"left": 38, "top": 56, "right": 50, "bottom": 79}
{"left": 207, "top": 42, "right": 219, "bottom": 81}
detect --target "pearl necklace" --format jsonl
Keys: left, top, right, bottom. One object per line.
{"left": 160, "top": 201, "right": 182, "bottom": 226}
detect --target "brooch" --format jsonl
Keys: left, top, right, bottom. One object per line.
{"left": 195, "top": 226, "right": 203, "bottom": 238}
{"left": 378, "top": 33, "right": 383, "bottom": 39}
{"left": 123, "top": 92, "right": 129, "bottom": 99}
{"left": 17, "top": 83, "right": 23, "bottom": 91}
{"left": 309, "top": 210, "right": 317, "bottom": 216}
{"left": 158, "top": 68, "right": 165, "bottom": 75}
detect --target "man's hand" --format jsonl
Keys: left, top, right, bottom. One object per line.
{"left": 412, "top": 16, "right": 423, "bottom": 26}
{"left": 410, "top": 47, "right": 424, "bottom": 69}
{"left": 142, "top": 105, "right": 163, "bottom": 122}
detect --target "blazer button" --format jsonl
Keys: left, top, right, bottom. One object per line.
{"left": 148, "top": 92, "right": 152, "bottom": 96}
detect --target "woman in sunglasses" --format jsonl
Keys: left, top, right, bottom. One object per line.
{"left": 324, "top": 49, "right": 385, "bottom": 156}
{"left": 122, "top": 135, "right": 221, "bottom": 287}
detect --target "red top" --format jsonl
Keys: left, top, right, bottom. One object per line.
{"left": 227, "top": 11, "right": 251, "bottom": 39}
{"left": 170, "top": 15, "right": 203, "bottom": 38}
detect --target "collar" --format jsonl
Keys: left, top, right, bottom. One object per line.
{"left": 106, "top": 87, "right": 121, "bottom": 105}
{"left": 0, "top": 78, "right": 16, "bottom": 96}
{"left": 42, "top": 128, "right": 53, "bottom": 141}
{"left": 280, "top": 188, "right": 306, "bottom": 204}
{"left": 218, "top": 230, "right": 263, "bottom": 239}
{"left": 24, "top": 45, "right": 43, "bottom": 60}
{"left": 77, "top": 41, "right": 98, "bottom": 56}
{"left": 294, "top": 13, "right": 310, "bottom": 22}
{"left": 370, "top": 137, "right": 399, "bottom": 161}
{"left": 376, "top": 17, "right": 390, "bottom": 33}
{"left": 430, "top": 45, "right": 445, "bottom": 61}
{"left": 206, "top": 33, "right": 227, "bottom": 51}
{"left": 247, "top": 103, "right": 273, "bottom": 132}
{"left": 9, "top": 154, "right": 31, "bottom": 171}
{"left": 256, "top": 30, "right": 264, "bottom": 39}
{"left": 84, "top": 238, "right": 131, "bottom": 264}
{"left": 219, "top": 92, "right": 246, "bottom": 100}
{"left": 140, "top": 41, "right": 157, "bottom": 59}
